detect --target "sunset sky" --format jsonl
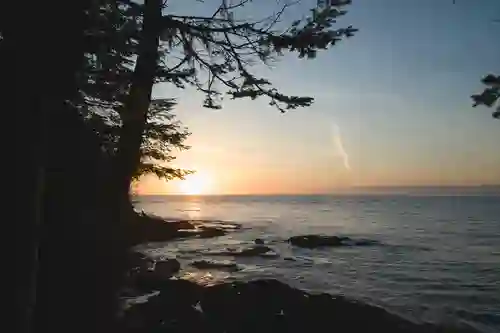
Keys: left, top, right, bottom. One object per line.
{"left": 138, "top": 0, "right": 500, "bottom": 195}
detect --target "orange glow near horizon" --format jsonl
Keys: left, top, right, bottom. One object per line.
{"left": 178, "top": 171, "right": 213, "bottom": 195}
{"left": 136, "top": 163, "right": 500, "bottom": 195}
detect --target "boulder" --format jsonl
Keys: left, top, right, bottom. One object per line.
{"left": 254, "top": 238, "right": 265, "bottom": 245}
{"left": 174, "top": 220, "right": 197, "bottom": 230}
{"left": 122, "top": 278, "right": 476, "bottom": 333}
{"left": 288, "top": 235, "right": 349, "bottom": 248}
{"left": 197, "top": 227, "right": 227, "bottom": 238}
{"left": 288, "top": 235, "right": 380, "bottom": 248}
{"left": 154, "top": 259, "right": 181, "bottom": 278}
{"left": 210, "top": 245, "right": 278, "bottom": 258}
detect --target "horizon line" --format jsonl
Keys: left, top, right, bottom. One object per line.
{"left": 135, "top": 184, "right": 500, "bottom": 196}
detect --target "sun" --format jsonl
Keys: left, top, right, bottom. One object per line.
{"left": 178, "top": 172, "right": 211, "bottom": 195}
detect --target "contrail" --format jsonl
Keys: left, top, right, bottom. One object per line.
{"left": 332, "top": 123, "right": 350, "bottom": 170}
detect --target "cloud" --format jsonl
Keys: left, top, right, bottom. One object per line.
{"left": 332, "top": 123, "right": 351, "bottom": 170}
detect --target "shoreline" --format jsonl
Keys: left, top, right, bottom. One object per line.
{"left": 121, "top": 250, "right": 478, "bottom": 333}
{"left": 121, "top": 212, "right": 480, "bottom": 333}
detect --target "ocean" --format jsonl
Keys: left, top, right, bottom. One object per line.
{"left": 133, "top": 194, "right": 500, "bottom": 333}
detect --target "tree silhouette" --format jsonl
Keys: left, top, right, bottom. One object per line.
{"left": 76, "top": 0, "right": 192, "bottom": 181}
{"left": 109, "top": 0, "right": 357, "bottom": 200}
{"left": 451, "top": 1, "right": 498, "bottom": 119}
{"left": 471, "top": 74, "right": 500, "bottom": 119}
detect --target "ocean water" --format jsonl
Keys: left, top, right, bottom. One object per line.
{"left": 134, "top": 194, "right": 500, "bottom": 333}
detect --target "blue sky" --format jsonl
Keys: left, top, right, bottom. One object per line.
{"left": 142, "top": 0, "right": 500, "bottom": 194}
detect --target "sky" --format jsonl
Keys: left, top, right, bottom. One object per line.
{"left": 137, "top": 0, "right": 500, "bottom": 195}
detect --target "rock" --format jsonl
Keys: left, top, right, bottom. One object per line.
{"left": 345, "top": 238, "right": 379, "bottom": 246}
{"left": 172, "top": 220, "right": 197, "bottom": 230}
{"left": 237, "top": 245, "right": 274, "bottom": 256}
{"left": 288, "top": 234, "right": 349, "bottom": 248}
{"left": 190, "top": 260, "right": 240, "bottom": 271}
{"left": 133, "top": 259, "right": 180, "bottom": 292}
{"left": 288, "top": 235, "right": 380, "bottom": 249}
{"left": 254, "top": 238, "right": 265, "bottom": 245}
{"left": 123, "top": 278, "right": 476, "bottom": 333}
{"left": 121, "top": 279, "right": 204, "bottom": 332}
{"left": 131, "top": 214, "right": 204, "bottom": 244}
{"left": 154, "top": 259, "right": 181, "bottom": 278}
{"left": 211, "top": 245, "right": 278, "bottom": 258}
{"left": 127, "top": 251, "right": 154, "bottom": 271}
{"left": 197, "top": 227, "right": 226, "bottom": 238}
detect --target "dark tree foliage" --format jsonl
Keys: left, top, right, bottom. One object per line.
{"left": 471, "top": 74, "right": 500, "bottom": 119}
{"left": 155, "top": 0, "right": 357, "bottom": 111}
{"left": 108, "top": 0, "right": 356, "bottom": 197}
{"left": 74, "top": 0, "right": 191, "bottom": 181}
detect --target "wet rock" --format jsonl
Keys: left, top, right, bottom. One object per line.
{"left": 133, "top": 259, "right": 180, "bottom": 292}
{"left": 288, "top": 234, "right": 349, "bottom": 248}
{"left": 197, "top": 227, "right": 227, "bottom": 238}
{"left": 132, "top": 213, "right": 196, "bottom": 243}
{"left": 190, "top": 260, "right": 240, "bottom": 271}
{"left": 237, "top": 245, "right": 274, "bottom": 256}
{"left": 344, "top": 238, "right": 379, "bottom": 246}
{"left": 123, "top": 278, "right": 477, "bottom": 333}
{"left": 129, "top": 213, "right": 241, "bottom": 244}
{"left": 254, "top": 238, "right": 265, "bottom": 245}
{"left": 127, "top": 251, "right": 154, "bottom": 271}
{"left": 121, "top": 279, "right": 204, "bottom": 333}
{"left": 211, "top": 245, "right": 278, "bottom": 258}
{"left": 154, "top": 259, "right": 181, "bottom": 278}
{"left": 288, "top": 235, "right": 380, "bottom": 249}
{"left": 172, "top": 220, "right": 197, "bottom": 230}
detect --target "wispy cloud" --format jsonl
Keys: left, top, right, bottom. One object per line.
{"left": 332, "top": 123, "right": 350, "bottom": 170}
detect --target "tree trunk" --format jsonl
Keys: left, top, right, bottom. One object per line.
{"left": 112, "top": 0, "right": 162, "bottom": 203}
{"left": 9, "top": 0, "right": 91, "bottom": 332}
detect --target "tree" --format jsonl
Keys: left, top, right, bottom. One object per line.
{"left": 111, "top": 0, "right": 357, "bottom": 200}
{"left": 134, "top": 99, "right": 192, "bottom": 181}
{"left": 453, "top": 1, "right": 500, "bottom": 120}
{"left": 76, "top": 0, "right": 192, "bottom": 182}
{"left": 471, "top": 74, "right": 500, "bottom": 119}
{"left": 5, "top": 0, "right": 107, "bottom": 332}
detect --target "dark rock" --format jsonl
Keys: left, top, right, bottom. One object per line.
{"left": 154, "top": 259, "right": 181, "bottom": 277}
{"left": 121, "top": 279, "right": 204, "bottom": 333}
{"left": 133, "top": 259, "right": 180, "bottom": 292}
{"left": 237, "top": 245, "right": 274, "bottom": 256}
{"left": 288, "top": 234, "right": 349, "bottom": 248}
{"left": 122, "top": 278, "right": 477, "bottom": 333}
{"left": 288, "top": 234, "right": 380, "bottom": 249}
{"left": 345, "top": 238, "right": 379, "bottom": 246}
{"left": 211, "top": 245, "right": 278, "bottom": 258}
{"left": 131, "top": 214, "right": 231, "bottom": 244}
{"left": 190, "top": 260, "right": 240, "bottom": 271}
{"left": 197, "top": 227, "right": 227, "bottom": 238}
{"left": 127, "top": 251, "right": 154, "bottom": 271}
{"left": 174, "top": 220, "right": 197, "bottom": 230}
{"left": 132, "top": 214, "right": 187, "bottom": 243}
{"left": 254, "top": 238, "right": 265, "bottom": 245}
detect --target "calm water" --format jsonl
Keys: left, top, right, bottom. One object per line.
{"left": 134, "top": 194, "right": 500, "bottom": 333}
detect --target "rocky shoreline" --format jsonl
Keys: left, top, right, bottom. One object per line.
{"left": 120, "top": 252, "right": 476, "bottom": 333}
{"left": 119, "top": 214, "right": 478, "bottom": 333}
